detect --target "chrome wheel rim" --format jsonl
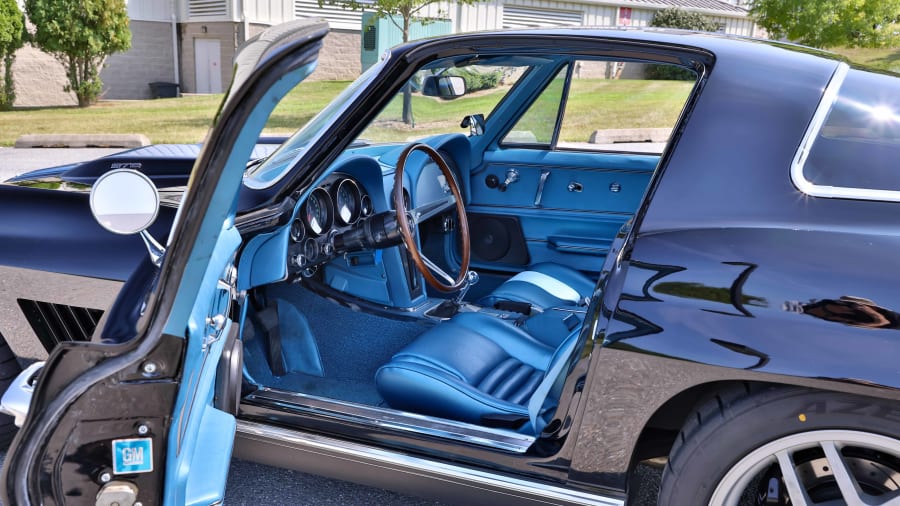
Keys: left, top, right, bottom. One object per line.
{"left": 711, "top": 430, "right": 900, "bottom": 505}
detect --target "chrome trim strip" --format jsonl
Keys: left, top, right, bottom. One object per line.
{"left": 790, "top": 63, "right": 900, "bottom": 202}
{"left": 246, "top": 387, "right": 535, "bottom": 453}
{"left": 236, "top": 420, "right": 624, "bottom": 506}
{"left": 472, "top": 204, "right": 634, "bottom": 216}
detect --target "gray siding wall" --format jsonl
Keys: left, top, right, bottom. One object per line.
{"left": 102, "top": 20, "right": 177, "bottom": 100}
{"left": 12, "top": 41, "right": 77, "bottom": 107}
{"left": 309, "top": 29, "right": 359, "bottom": 82}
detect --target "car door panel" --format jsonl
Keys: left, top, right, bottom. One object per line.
{"left": 468, "top": 149, "right": 656, "bottom": 273}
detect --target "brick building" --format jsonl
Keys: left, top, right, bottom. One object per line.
{"left": 12, "top": 0, "right": 758, "bottom": 106}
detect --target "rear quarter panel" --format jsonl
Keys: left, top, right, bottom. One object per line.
{"left": 568, "top": 39, "right": 900, "bottom": 491}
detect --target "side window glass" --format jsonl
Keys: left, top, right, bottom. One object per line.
{"left": 801, "top": 69, "right": 900, "bottom": 193}
{"left": 558, "top": 61, "right": 696, "bottom": 154}
{"left": 502, "top": 66, "right": 568, "bottom": 146}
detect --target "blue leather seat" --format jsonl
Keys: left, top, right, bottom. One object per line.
{"left": 479, "top": 263, "right": 594, "bottom": 311}
{"left": 375, "top": 312, "right": 579, "bottom": 433}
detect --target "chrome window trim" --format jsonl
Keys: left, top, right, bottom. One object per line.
{"left": 236, "top": 420, "right": 625, "bottom": 506}
{"left": 791, "top": 63, "right": 900, "bottom": 202}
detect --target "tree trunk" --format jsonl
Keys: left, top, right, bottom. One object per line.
{"left": 0, "top": 54, "right": 14, "bottom": 110}
{"left": 401, "top": 14, "right": 413, "bottom": 125}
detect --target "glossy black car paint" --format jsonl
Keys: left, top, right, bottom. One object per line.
{"left": 0, "top": 142, "right": 283, "bottom": 283}
{"left": 5, "top": 24, "right": 900, "bottom": 506}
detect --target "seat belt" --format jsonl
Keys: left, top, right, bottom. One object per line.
{"left": 526, "top": 331, "right": 579, "bottom": 433}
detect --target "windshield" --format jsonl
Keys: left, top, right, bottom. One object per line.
{"left": 244, "top": 60, "right": 385, "bottom": 189}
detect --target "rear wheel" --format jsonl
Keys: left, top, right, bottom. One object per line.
{"left": 659, "top": 385, "right": 900, "bottom": 505}
{"left": 0, "top": 336, "right": 22, "bottom": 448}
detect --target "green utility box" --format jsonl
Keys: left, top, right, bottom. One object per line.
{"left": 361, "top": 12, "right": 452, "bottom": 71}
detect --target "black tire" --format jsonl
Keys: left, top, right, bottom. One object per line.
{"left": 0, "top": 336, "right": 21, "bottom": 448}
{"left": 658, "top": 384, "right": 900, "bottom": 505}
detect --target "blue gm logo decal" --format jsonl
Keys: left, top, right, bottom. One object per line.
{"left": 112, "top": 438, "right": 154, "bottom": 474}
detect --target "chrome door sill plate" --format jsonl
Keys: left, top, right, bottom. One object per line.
{"left": 244, "top": 387, "right": 535, "bottom": 453}
{"left": 236, "top": 420, "right": 624, "bottom": 506}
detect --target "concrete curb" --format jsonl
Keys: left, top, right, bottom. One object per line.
{"left": 14, "top": 134, "right": 151, "bottom": 149}
{"left": 589, "top": 128, "right": 671, "bottom": 144}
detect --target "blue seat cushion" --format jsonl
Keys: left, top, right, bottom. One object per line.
{"left": 375, "top": 312, "right": 559, "bottom": 425}
{"left": 479, "top": 263, "right": 595, "bottom": 310}
{"left": 376, "top": 311, "right": 583, "bottom": 434}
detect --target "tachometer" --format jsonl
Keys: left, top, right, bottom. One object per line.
{"left": 333, "top": 179, "right": 362, "bottom": 226}
{"left": 303, "top": 188, "right": 333, "bottom": 236}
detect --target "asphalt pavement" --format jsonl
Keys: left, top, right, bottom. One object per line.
{"left": 0, "top": 147, "right": 662, "bottom": 505}
{"left": 0, "top": 146, "right": 126, "bottom": 180}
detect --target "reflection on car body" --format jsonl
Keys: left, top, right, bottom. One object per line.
{"left": 1, "top": 19, "right": 900, "bottom": 506}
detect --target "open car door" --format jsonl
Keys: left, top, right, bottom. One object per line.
{"left": 1, "top": 20, "right": 328, "bottom": 506}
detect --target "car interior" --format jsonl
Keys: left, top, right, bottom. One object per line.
{"left": 236, "top": 51, "right": 699, "bottom": 451}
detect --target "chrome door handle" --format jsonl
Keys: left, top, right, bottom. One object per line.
{"left": 534, "top": 170, "right": 551, "bottom": 207}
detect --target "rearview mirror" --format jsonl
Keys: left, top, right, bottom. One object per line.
{"left": 422, "top": 75, "right": 466, "bottom": 99}
{"left": 90, "top": 169, "right": 160, "bottom": 235}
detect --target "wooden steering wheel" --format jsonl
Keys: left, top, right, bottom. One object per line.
{"left": 393, "top": 144, "right": 470, "bottom": 293}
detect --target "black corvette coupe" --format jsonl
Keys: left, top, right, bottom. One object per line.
{"left": 2, "top": 20, "right": 899, "bottom": 506}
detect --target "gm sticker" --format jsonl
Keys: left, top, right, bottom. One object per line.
{"left": 112, "top": 438, "right": 153, "bottom": 474}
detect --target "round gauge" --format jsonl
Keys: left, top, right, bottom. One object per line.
{"left": 333, "top": 179, "right": 362, "bottom": 226}
{"left": 303, "top": 188, "right": 333, "bottom": 236}
{"left": 289, "top": 218, "right": 306, "bottom": 242}
{"left": 360, "top": 194, "right": 373, "bottom": 218}
{"left": 303, "top": 238, "right": 318, "bottom": 263}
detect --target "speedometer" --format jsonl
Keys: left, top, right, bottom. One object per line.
{"left": 302, "top": 188, "right": 333, "bottom": 236}
{"left": 333, "top": 179, "right": 362, "bottom": 226}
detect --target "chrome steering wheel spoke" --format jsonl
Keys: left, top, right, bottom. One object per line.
{"left": 410, "top": 195, "right": 456, "bottom": 225}
{"left": 420, "top": 253, "right": 456, "bottom": 286}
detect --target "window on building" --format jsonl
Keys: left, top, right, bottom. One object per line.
{"left": 502, "top": 5, "right": 583, "bottom": 28}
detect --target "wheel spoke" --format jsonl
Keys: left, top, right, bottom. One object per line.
{"left": 776, "top": 450, "right": 812, "bottom": 506}
{"left": 410, "top": 195, "right": 456, "bottom": 225}
{"left": 420, "top": 253, "right": 456, "bottom": 285}
{"left": 821, "top": 441, "right": 867, "bottom": 506}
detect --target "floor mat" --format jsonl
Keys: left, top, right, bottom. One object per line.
{"left": 245, "top": 282, "right": 433, "bottom": 405}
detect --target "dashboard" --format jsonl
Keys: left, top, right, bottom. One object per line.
{"left": 287, "top": 173, "right": 375, "bottom": 274}
{"left": 271, "top": 135, "right": 471, "bottom": 308}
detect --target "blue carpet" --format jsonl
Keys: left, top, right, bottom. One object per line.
{"left": 243, "top": 283, "right": 433, "bottom": 405}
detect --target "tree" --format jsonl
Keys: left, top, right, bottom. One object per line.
{"left": 320, "top": 0, "right": 485, "bottom": 123}
{"left": 751, "top": 0, "right": 900, "bottom": 48}
{"left": 648, "top": 8, "right": 719, "bottom": 80}
{"left": 0, "top": 0, "right": 25, "bottom": 110}
{"left": 25, "top": 0, "right": 131, "bottom": 107}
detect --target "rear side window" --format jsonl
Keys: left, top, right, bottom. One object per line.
{"left": 502, "top": 59, "right": 697, "bottom": 154}
{"left": 798, "top": 68, "right": 900, "bottom": 198}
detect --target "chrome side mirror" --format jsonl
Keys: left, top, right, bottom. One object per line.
{"left": 90, "top": 169, "right": 165, "bottom": 265}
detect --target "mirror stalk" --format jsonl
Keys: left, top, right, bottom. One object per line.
{"left": 140, "top": 230, "right": 166, "bottom": 266}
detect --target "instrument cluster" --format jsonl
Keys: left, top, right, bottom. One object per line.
{"left": 288, "top": 174, "right": 373, "bottom": 274}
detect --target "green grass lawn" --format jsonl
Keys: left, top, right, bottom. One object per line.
{"left": 833, "top": 46, "right": 900, "bottom": 72}
{"left": 356, "top": 78, "right": 693, "bottom": 144}
{"left": 0, "top": 81, "right": 350, "bottom": 146}
{"left": 0, "top": 76, "right": 693, "bottom": 146}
